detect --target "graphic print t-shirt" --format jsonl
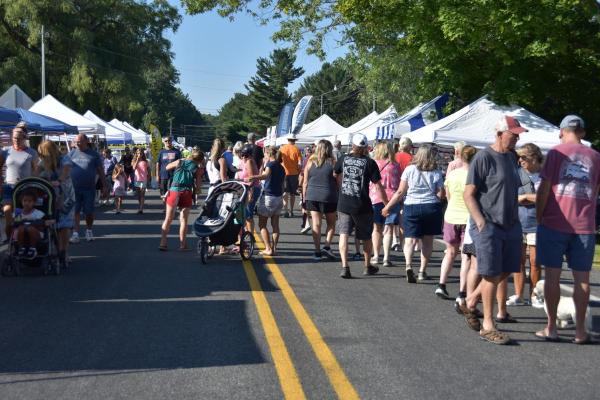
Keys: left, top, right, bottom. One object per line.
{"left": 540, "top": 143, "right": 600, "bottom": 234}
{"left": 158, "top": 149, "right": 181, "bottom": 180}
{"left": 334, "top": 154, "right": 381, "bottom": 214}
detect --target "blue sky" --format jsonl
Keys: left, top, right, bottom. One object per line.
{"left": 165, "top": 4, "right": 347, "bottom": 115}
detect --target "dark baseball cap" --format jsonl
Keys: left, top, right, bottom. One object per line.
{"left": 559, "top": 115, "right": 585, "bottom": 130}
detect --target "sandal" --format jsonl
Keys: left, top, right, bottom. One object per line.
{"left": 479, "top": 329, "right": 511, "bottom": 345}
{"left": 572, "top": 335, "right": 595, "bottom": 345}
{"left": 158, "top": 245, "right": 168, "bottom": 251}
{"left": 495, "top": 313, "right": 518, "bottom": 323}
{"left": 464, "top": 309, "right": 482, "bottom": 331}
{"left": 535, "top": 330, "right": 561, "bottom": 342}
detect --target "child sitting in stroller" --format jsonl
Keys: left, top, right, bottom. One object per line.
{"left": 13, "top": 190, "right": 46, "bottom": 259}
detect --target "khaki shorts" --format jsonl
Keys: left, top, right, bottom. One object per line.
{"left": 257, "top": 194, "right": 283, "bottom": 217}
{"left": 523, "top": 232, "right": 536, "bottom": 246}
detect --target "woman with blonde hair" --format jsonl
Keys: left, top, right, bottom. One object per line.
{"left": 302, "top": 139, "right": 338, "bottom": 261}
{"left": 205, "top": 138, "right": 228, "bottom": 196}
{"left": 383, "top": 144, "right": 445, "bottom": 283}
{"left": 37, "top": 140, "right": 75, "bottom": 270}
{"left": 369, "top": 142, "right": 401, "bottom": 267}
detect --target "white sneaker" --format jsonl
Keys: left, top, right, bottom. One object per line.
{"left": 85, "top": 229, "right": 94, "bottom": 242}
{"left": 531, "top": 295, "right": 545, "bottom": 309}
{"left": 300, "top": 225, "right": 311, "bottom": 234}
{"left": 69, "top": 232, "right": 80, "bottom": 244}
{"left": 506, "top": 294, "right": 526, "bottom": 306}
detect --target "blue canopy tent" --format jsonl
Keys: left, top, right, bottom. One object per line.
{"left": 16, "top": 108, "right": 78, "bottom": 134}
{"left": 0, "top": 107, "right": 41, "bottom": 130}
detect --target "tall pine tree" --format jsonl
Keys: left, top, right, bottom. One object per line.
{"left": 244, "top": 49, "right": 303, "bottom": 134}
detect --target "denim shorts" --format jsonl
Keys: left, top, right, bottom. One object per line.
{"left": 536, "top": 224, "right": 595, "bottom": 271}
{"left": 2, "top": 183, "right": 15, "bottom": 203}
{"left": 470, "top": 221, "right": 522, "bottom": 277}
{"left": 402, "top": 202, "right": 443, "bottom": 238}
{"left": 74, "top": 188, "right": 96, "bottom": 215}
{"left": 373, "top": 202, "right": 400, "bottom": 225}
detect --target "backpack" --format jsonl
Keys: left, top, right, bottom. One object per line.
{"left": 171, "top": 160, "right": 197, "bottom": 190}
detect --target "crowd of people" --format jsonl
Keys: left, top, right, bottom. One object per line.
{"left": 1, "top": 112, "right": 598, "bottom": 347}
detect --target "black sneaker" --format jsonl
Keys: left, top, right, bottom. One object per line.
{"left": 26, "top": 247, "right": 37, "bottom": 259}
{"left": 352, "top": 252, "right": 362, "bottom": 261}
{"left": 435, "top": 286, "right": 450, "bottom": 299}
{"left": 17, "top": 247, "right": 26, "bottom": 257}
{"left": 340, "top": 267, "right": 352, "bottom": 279}
{"left": 406, "top": 269, "right": 416, "bottom": 283}
{"left": 363, "top": 265, "right": 379, "bottom": 275}
{"left": 322, "top": 246, "right": 336, "bottom": 260}
{"left": 313, "top": 252, "right": 322, "bottom": 261}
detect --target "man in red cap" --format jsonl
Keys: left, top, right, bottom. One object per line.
{"left": 462, "top": 115, "right": 527, "bottom": 344}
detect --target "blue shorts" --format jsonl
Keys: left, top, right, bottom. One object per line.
{"left": 402, "top": 202, "right": 443, "bottom": 238}
{"left": 245, "top": 186, "right": 262, "bottom": 219}
{"left": 2, "top": 183, "right": 15, "bottom": 203}
{"left": 470, "top": 221, "right": 522, "bottom": 277}
{"left": 373, "top": 202, "right": 400, "bottom": 225}
{"left": 74, "top": 189, "right": 96, "bottom": 215}
{"left": 57, "top": 210, "right": 74, "bottom": 229}
{"left": 536, "top": 224, "right": 595, "bottom": 272}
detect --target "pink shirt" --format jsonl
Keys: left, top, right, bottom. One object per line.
{"left": 134, "top": 160, "right": 148, "bottom": 183}
{"left": 239, "top": 159, "right": 260, "bottom": 187}
{"left": 540, "top": 143, "right": 600, "bottom": 234}
{"left": 369, "top": 159, "right": 401, "bottom": 204}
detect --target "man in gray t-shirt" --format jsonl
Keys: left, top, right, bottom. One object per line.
{"left": 0, "top": 124, "right": 39, "bottom": 241}
{"left": 462, "top": 115, "right": 525, "bottom": 345}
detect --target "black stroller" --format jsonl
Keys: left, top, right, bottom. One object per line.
{"left": 2, "top": 177, "right": 61, "bottom": 276}
{"left": 194, "top": 181, "right": 255, "bottom": 263}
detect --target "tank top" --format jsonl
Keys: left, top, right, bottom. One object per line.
{"left": 206, "top": 157, "right": 222, "bottom": 184}
{"left": 305, "top": 160, "right": 338, "bottom": 203}
{"left": 239, "top": 159, "right": 260, "bottom": 187}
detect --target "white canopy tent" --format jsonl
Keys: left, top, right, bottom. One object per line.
{"left": 110, "top": 119, "right": 145, "bottom": 145}
{"left": 123, "top": 121, "right": 150, "bottom": 145}
{"left": 402, "top": 96, "right": 589, "bottom": 151}
{"left": 84, "top": 110, "right": 132, "bottom": 145}
{"left": 325, "top": 111, "right": 380, "bottom": 145}
{"left": 274, "top": 114, "right": 345, "bottom": 146}
{"left": 30, "top": 94, "right": 105, "bottom": 136}
{"left": 0, "top": 84, "right": 34, "bottom": 109}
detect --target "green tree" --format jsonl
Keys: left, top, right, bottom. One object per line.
{"left": 214, "top": 92, "right": 253, "bottom": 144}
{"left": 245, "top": 48, "right": 304, "bottom": 134}
{"left": 183, "top": 0, "right": 600, "bottom": 144}
{"left": 294, "top": 60, "right": 364, "bottom": 127}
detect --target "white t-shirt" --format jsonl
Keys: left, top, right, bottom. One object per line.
{"left": 463, "top": 218, "right": 473, "bottom": 245}
{"left": 401, "top": 165, "right": 444, "bottom": 205}
{"left": 16, "top": 208, "right": 45, "bottom": 221}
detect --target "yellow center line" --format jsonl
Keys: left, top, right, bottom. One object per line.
{"left": 253, "top": 235, "right": 360, "bottom": 400}
{"left": 242, "top": 259, "right": 306, "bottom": 400}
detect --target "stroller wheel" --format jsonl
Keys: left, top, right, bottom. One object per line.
{"left": 198, "top": 240, "right": 208, "bottom": 264}
{"left": 240, "top": 232, "right": 255, "bottom": 260}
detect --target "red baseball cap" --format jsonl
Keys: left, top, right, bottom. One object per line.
{"left": 495, "top": 116, "right": 528, "bottom": 134}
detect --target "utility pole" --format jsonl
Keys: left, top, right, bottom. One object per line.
{"left": 41, "top": 25, "right": 46, "bottom": 98}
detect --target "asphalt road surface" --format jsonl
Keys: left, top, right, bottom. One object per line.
{"left": 1, "top": 190, "right": 599, "bottom": 400}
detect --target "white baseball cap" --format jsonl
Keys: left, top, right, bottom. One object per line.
{"left": 351, "top": 133, "right": 368, "bottom": 147}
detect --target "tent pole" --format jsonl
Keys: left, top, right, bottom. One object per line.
{"left": 41, "top": 25, "right": 46, "bottom": 98}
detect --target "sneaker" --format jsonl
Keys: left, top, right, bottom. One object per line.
{"left": 340, "top": 267, "right": 352, "bottom": 279}
{"left": 363, "top": 265, "right": 379, "bottom": 275}
{"left": 531, "top": 295, "right": 545, "bottom": 309}
{"left": 17, "top": 247, "right": 26, "bottom": 257}
{"left": 370, "top": 256, "right": 379, "bottom": 265}
{"left": 69, "top": 232, "right": 80, "bottom": 244}
{"left": 382, "top": 259, "right": 392, "bottom": 268}
{"left": 26, "top": 247, "right": 37, "bottom": 259}
{"left": 435, "top": 286, "right": 450, "bottom": 299}
{"left": 322, "top": 246, "right": 336, "bottom": 260}
{"left": 506, "top": 294, "right": 526, "bottom": 306}
{"left": 417, "top": 271, "right": 429, "bottom": 281}
{"left": 300, "top": 225, "right": 311, "bottom": 234}
{"left": 406, "top": 268, "right": 416, "bottom": 283}
{"left": 352, "top": 252, "right": 362, "bottom": 261}
{"left": 313, "top": 252, "right": 322, "bottom": 261}
{"left": 391, "top": 242, "right": 400, "bottom": 251}
{"left": 283, "top": 211, "right": 290, "bottom": 218}
{"left": 85, "top": 230, "right": 94, "bottom": 242}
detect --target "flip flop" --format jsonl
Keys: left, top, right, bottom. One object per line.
{"left": 495, "top": 313, "right": 518, "bottom": 323}
{"left": 572, "top": 336, "right": 595, "bottom": 345}
{"left": 534, "top": 330, "right": 561, "bottom": 342}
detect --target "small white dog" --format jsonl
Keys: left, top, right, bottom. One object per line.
{"left": 533, "top": 280, "right": 593, "bottom": 332}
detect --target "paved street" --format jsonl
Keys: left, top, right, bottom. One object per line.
{"left": 1, "top": 190, "right": 599, "bottom": 400}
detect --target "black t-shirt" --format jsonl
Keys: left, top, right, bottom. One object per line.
{"left": 334, "top": 154, "right": 381, "bottom": 214}
{"left": 121, "top": 153, "right": 133, "bottom": 173}
{"left": 263, "top": 160, "right": 285, "bottom": 196}
{"left": 249, "top": 144, "right": 263, "bottom": 168}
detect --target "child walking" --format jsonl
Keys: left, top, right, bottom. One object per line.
{"left": 112, "top": 164, "right": 126, "bottom": 213}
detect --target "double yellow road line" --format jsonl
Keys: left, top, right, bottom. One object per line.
{"left": 242, "top": 236, "right": 359, "bottom": 400}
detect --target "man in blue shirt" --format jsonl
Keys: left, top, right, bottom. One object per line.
{"left": 68, "top": 134, "right": 106, "bottom": 243}
{"left": 156, "top": 136, "right": 181, "bottom": 201}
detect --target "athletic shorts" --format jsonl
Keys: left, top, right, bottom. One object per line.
{"left": 402, "top": 202, "right": 443, "bottom": 238}
{"left": 166, "top": 190, "right": 193, "bottom": 209}
{"left": 74, "top": 189, "right": 96, "bottom": 215}
{"left": 470, "top": 221, "right": 522, "bottom": 277}
{"left": 284, "top": 175, "right": 299, "bottom": 194}
{"left": 462, "top": 243, "right": 476, "bottom": 257}
{"left": 337, "top": 211, "right": 374, "bottom": 241}
{"left": 443, "top": 222, "right": 466, "bottom": 246}
{"left": 523, "top": 232, "right": 536, "bottom": 246}
{"left": 306, "top": 200, "right": 337, "bottom": 214}
{"left": 373, "top": 202, "right": 400, "bottom": 225}
{"left": 257, "top": 194, "right": 283, "bottom": 217}
{"left": 536, "top": 224, "right": 595, "bottom": 272}
{"left": 2, "top": 183, "right": 15, "bottom": 203}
